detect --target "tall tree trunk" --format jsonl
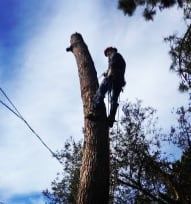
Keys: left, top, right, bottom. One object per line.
{"left": 67, "top": 33, "right": 109, "bottom": 204}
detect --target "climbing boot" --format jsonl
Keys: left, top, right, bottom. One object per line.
{"left": 107, "top": 117, "right": 116, "bottom": 127}
{"left": 108, "top": 102, "right": 119, "bottom": 127}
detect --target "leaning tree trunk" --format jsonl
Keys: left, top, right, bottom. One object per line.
{"left": 67, "top": 33, "right": 109, "bottom": 204}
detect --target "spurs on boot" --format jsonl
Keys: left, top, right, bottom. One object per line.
{"left": 107, "top": 116, "right": 116, "bottom": 127}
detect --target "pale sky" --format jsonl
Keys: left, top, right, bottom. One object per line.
{"left": 0, "top": 0, "right": 188, "bottom": 203}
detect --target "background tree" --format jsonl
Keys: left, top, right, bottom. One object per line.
{"left": 118, "top": 0, "right": 191, "bottom": 92}
{"left": 110, "top": 100, "right": 191, "bottom": 203}
{"left": 44, "top": 100, "right": 191, "bottom": 203}
{"left": 43, "top": 138, "right": 82, "bottom": 204}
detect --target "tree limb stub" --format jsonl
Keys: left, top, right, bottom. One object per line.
{"left": 67, "top": 33, "right": 110, "bottom": 204}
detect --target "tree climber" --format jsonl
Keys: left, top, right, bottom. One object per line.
{"left": 88, "top": 47, "right": 126, "bottom": 127}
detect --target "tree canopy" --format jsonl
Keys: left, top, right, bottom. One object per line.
{"left": 44, "top": 100, "right": 191, "bottom": 203}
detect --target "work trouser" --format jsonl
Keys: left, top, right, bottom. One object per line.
{"left": 94, "top": 76, "right": 122, "bottom": 121}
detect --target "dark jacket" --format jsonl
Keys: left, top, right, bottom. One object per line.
{"left": 106, "top": 52, "right": 126, "bottom": 87}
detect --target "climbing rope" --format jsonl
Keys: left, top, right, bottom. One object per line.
{"left": 107, "top": 91, "right": 111, "bottom": 116}
{"left": 117, "top": 95, "right": 120, "bottom": 134}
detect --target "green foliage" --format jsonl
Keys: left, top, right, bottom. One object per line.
{"left": 169, "top": 101, "right": 191, "bottom": 150}
{"left": 111, "top": 100, "right": 191, "bottom": 203}
{"left": 110, "top": 100, "right": 164, "bottom": 203}
{"left": 118, "top": 0, "right": 137, "bottom": 16}
{"left": 43, "top": 138, "right": 82, "bottom": 204}
{"left": 165, "top": 25, "right": 191, "bottom": 92}
{"left": 118, "top": 0, "right": 181, "bottom": 20}
{"left": 44, "top": 100, "right": 191, "bottom": 203}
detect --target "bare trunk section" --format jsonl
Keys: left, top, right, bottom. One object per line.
{"left": 67, "top": 33, "right": 110, "bottom": 204}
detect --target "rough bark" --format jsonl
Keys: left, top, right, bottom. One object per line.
{"left": 67, "top": 33, "right": 109, "bottom": 204}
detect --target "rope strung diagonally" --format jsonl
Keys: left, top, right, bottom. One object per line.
{"left": 117, "top": 95, "right": 120, "bottom": 134}
{"left": 0, "top": 87, "right": 23, "bottom": 118}
{"left": 0, "top": 87, "right": 63, "bottom": 165}
{"left": 0, "top": 99, "right": 21, "bottom": 119}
